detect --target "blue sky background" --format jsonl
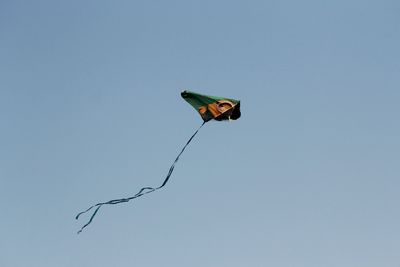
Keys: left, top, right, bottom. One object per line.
{"left": 1, "top": 0, "right": 399, "bottom": 266}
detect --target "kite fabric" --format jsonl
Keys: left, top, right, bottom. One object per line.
{"left": 75, "top": 90, "right": 241, "bottom": 234}
{"left": 181, "top": 90, "right": 241, "bottom": 122}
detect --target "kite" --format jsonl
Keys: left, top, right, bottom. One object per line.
{"left": 76, "top": 90, "right": 241, "bottom": 233}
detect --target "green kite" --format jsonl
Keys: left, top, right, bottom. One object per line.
{"left": 76, "top": 90, "right": 241, "bottom": 233}
{"left": 181, "top": 90, "right": 241, "bottom": 122}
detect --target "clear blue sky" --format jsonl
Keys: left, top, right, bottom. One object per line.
{"left": 1, "top": 0, "right": 399, "bottom": 266}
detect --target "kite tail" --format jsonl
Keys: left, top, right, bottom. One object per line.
{"left": 75, "top": 121, "right": 206, "bottom": 234}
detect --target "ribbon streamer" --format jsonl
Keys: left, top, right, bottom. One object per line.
{"left": 76, "top": 121, "right": 206, "bottom": 234}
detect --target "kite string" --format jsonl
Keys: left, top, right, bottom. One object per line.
{"left": 75, "top": 121, "right": 206, "bottom": 234}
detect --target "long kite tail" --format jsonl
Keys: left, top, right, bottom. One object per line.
{"left": 75, "top": 121, "right": 207, "bottom": 234}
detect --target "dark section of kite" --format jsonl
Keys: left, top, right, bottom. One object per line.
{"left": 75, "top": 90, "right": 241, "bottom": 234}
